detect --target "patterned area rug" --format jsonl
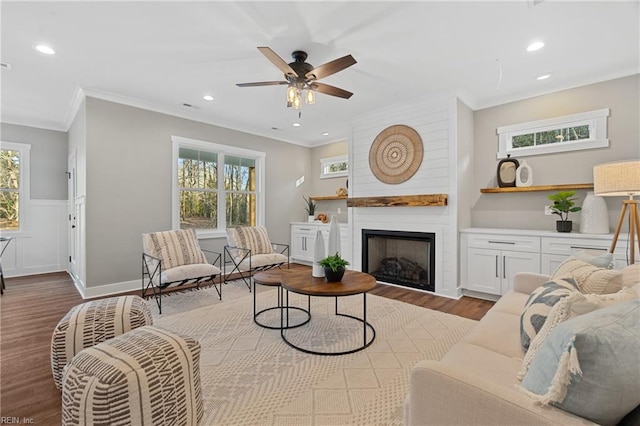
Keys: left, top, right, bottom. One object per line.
{"left": 150, "top": 281, "right": 477, "bottom": 425}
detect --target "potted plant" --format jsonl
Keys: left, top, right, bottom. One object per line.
{"left": 303, "top": 196, "right": 317, "bottom": 222}
{"left": 318, "top": 252, "right": 350, "bottom": 282}
{"left": 547, "top": 190, "right": 582, "bottom": 233}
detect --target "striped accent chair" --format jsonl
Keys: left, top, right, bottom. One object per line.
{"left": 61, "top": 326, "right": 203, "bottom": 426}
{"left": 142, "top": 228, "right": 222, "bottom": 313}
{"left": 224, "top": 225, "right": 289, "bottom": 290}
{"left": 51, "top": 295, "right": 153, "bottom": 390}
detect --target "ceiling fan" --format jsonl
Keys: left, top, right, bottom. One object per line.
{"left": 236, "top": 47, "right": 357, "bottom": 109}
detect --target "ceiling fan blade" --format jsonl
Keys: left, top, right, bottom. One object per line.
{"left": 236, "top": 81, "right": 289, "bottom": 87}
{"left": 311, "top": 82, "right": 353, "bottom": 99}
{"left": 257, "top": 47, "right": 297, "bottom": 78}
{"left": 305, "top": 55, "right": 357, "bottom": 80}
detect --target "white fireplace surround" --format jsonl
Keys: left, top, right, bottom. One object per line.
{"left": 346, "top": 95, "right": 462, "bottom": 299}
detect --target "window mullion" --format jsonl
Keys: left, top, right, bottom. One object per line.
{"left": 218, "top": 153, "right": 226, "bottom": 230}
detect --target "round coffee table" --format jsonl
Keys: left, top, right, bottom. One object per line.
{"left": 252, "top": 270, "right": 310, "bottom": 330}
{"left": 280, "top": 269, "right": 377, "bottom": 355}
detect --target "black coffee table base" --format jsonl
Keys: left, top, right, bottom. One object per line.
{"left": 253, "top": 281, "right": 310, "bottom": 330}
{"left": 280, "top": 292, "right": 376, "bottom": 356}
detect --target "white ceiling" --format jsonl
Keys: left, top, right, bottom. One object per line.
{"left": 2, "top": 1, "right": 639, "bottom": 147}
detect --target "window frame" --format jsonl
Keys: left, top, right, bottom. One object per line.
{"left": 496, "top": 108, "right": 609, "bottom": 159}
{"left": 171, "top": 136, "right": 265, "bottom": 239}
{"left": 320, "top": 155, "right": 348, "bottom": 179}
{"left": 0, "top": 141, "right": 31, "bottom": 236}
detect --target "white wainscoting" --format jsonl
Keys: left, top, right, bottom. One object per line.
{"left": 2, "top": 199, "right": 68, "bottom": 277}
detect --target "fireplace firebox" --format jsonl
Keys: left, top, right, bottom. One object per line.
{"left": 362, "top": 229, "right": 435, "bottom": 292}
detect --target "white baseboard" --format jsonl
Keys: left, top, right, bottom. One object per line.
{"left": 71, "top": 277, "right": 140, "bottom": 299}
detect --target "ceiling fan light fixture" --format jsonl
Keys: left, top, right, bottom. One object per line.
{"left": 305, "top": 89, "right": 315, "bottom": 105}
{"left": 286, "top": 85, "right": 297, "bottom": 103}
{"left": 292, "top": 92, "right": 302, "bottom": 110}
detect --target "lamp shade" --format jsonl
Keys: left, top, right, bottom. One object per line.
{"left": 593, "top": 160, "right": 640, "bottom": 197}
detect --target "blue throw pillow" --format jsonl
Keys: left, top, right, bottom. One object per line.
{"left": 519, "top": 299, "right": 640, "bottom": 426}
{"left": 520, "top": 278, "right": 578, "bottom": 352}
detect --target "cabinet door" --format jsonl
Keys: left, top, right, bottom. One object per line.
{"left": 291, "top": 225, "right": 317, "bottom": 263}
{"left": 541, "top": 254, "right": 568, "bottom": 276}
{"left": 466, "top": 248, "right": 502, "bottom": 295}
{"left": 502, "top": 250, "right": 541, "bottom": 294}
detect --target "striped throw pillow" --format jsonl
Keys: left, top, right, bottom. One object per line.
{"left": 143, "top": 229, "right": 207, "bottom": 269}
{"left": 232, "top": 226, "right": 274, "bottom": 255}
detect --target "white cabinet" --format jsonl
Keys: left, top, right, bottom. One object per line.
{"left": 461, "top": 232, "right": 540, "bottom": 296}
{"left": 461, "top": 228, "right": 628, "bottom": 298}
{"left": 290, "top": 222, "right": 350, "bottom": 265}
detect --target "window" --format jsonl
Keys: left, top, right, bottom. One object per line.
{"left": 497, "top": 109, "right": 609, "bottom": 159}
{"left": 0, "top": 142, "right": 30, "bottom": 232}
{"left": 172, "top": 136, "right": 265, "bottom": 238}
{"left": 320, "top": 155, "right": 348, "bottom": 179}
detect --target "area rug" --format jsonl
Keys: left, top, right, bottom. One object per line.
{"left": 149, "top": 281, "right": 477, "bottom": 425}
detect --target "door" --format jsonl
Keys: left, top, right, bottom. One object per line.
{"left": 466, "top": 248, "right": 502, "bottom": 295}
{"left": 502, "top": 250, "right": 541, "bottom": 294}
{"left": 67, "top": 151, "right": 79, "bottom": 280}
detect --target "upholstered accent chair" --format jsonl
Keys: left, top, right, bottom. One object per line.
{"left": 142, "top": 228, "right": 221, "bottom": 314}
{"left": 61, "top": 326, "right": 203, "bottom": 426}
{"left": 224, "top": 226, "right": 289, "bottom": 290}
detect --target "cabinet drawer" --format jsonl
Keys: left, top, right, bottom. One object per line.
{"left": 466, "top": 233, "right": 540, "bottom": 253}
{"left": 541, "top": 237, "right": 623, "bottom": 256}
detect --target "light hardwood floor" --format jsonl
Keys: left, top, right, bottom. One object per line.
{"left": 0, "top": 265, "right": 493, "bottom": 424}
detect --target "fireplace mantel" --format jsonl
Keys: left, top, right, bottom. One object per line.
{"left": 346, "top": 194, "right": 447, "bottom": 208}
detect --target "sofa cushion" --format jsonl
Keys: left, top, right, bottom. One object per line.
{"left": 460, "top": 311, "right": 524, "bottom": 359}
{"left": 520, "top": 278, "right": 578, "bottom": 352}
{"left": 551, "top": 256, "right": 622, "bottom": 294}
{"left": 519, "top": 299, "right": 640, "bottom": 426}
{"left": 518, "top": 288, "right": 637, "bottom": 380}
{"left": 143, "top": 229, "right": 207, "bottom": 269}
{"left": 488, "top": 290, "right": 530, "bottom": 316}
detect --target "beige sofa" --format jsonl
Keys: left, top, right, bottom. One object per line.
{"left": 404, "top": 266, "right": 639, "bottom": 426}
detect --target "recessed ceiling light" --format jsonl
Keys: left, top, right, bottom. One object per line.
{"left": 292, "top": 123, "right": 301, "bottom": 127}
{"left": 526, "top": 41, "right": 544, "bottom": 52}
{"left": 322, "top": 132, "right": 329, "bottom": 136}
{"left": 203, "top": 95, "right": 214, "bottom": 101}
{"left": 537, "top": 73, "right": 551, "bottom": 80}
{"left": 35, "top": 44, "right": 55, "bottom": 55}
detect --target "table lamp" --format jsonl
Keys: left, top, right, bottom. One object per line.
{"left": 593, "top": 160, "right": 640, "bottom": 263}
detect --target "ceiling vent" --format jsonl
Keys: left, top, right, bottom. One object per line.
{"left": 0, "top": 62, "right": 12, "bottom": 70}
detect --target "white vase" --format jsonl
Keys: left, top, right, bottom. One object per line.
{"left": 312, "top": 229, "right": 326, "bottom": 277}
{"left": 580, "top": 191, "right": 609, "bottom": 234}
{"left": 327, "top": 215, "right": 341, "bottom": 257}
{"left": 308, "top": 215, "right": 315, "bottom": 223}
{"left": 515, "top": 160, "right": 533, "bottom": 187}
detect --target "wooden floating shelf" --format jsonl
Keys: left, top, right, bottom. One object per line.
{"left": 309, "top": 195, "right": 348, "bottom": 201}
{"left": 480, "top": 183, "right": 594, "bottom": 194}
{"left": 347, "top": 194, "right": 448, "bottom": 208}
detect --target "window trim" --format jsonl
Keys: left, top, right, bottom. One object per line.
{"left": 496, "top": 108, "right": 609, "bottom": 159}
{"left": 0, "top": 141, "right": 31, "bottom": 235}
{"left": 171, "top": 136, "right": 266, "bottom": 239}
{"left": 320, "top": 155, "right": 348, "bottom": 179}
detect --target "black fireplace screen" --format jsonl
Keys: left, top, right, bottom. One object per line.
{"left": 362, "top": 229, "right": 435, "bottom": 292}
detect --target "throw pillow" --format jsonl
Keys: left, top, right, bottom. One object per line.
{"left": 232, "top": 226, "right": 274, "bottom": 255}
{"left": 519, "top": 299, "right": 640, "bottom": 426}
{"left": 520, "top": 277, "right": 579, "bottom": 352}
{"left": 144, "top": 229, "right": 207, "bottom": 270}
{"left": 551, "top": 256, "right": 622, "bottom": 294}
{"left": 622, "top": 264, "right": 640, "bottom": 289}
{"left": 517, "top": 288, "right": 637, "bottom": 381}
{"left": 573, "top": 249, "right": 615, "bottom": 269}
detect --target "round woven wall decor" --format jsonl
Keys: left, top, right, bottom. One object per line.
{"left": 369, "top": 124, "right": 424, "bottom": 184}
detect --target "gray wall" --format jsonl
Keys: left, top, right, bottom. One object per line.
{"left": 472, "top": 74, "right": 640, "bottom": 231}
{"left": 456, "top": 99, "right": 475, "bottom": 230}
{"left": 84, "top": 97, "right": 310, "bottom": 287}
{"left": 1, "top": 122, "right": 68, "bottom": 200}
